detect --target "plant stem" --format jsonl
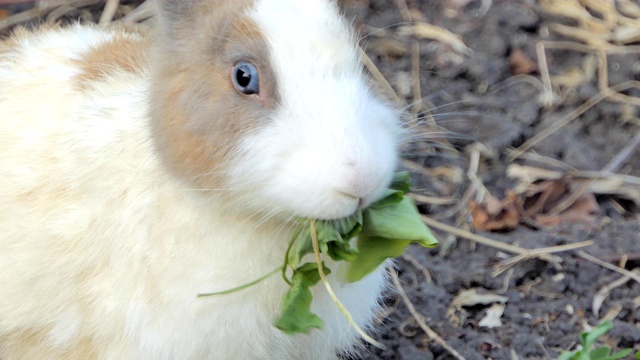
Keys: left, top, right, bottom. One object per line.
{"left": 196, "top": 266, "right": 282, "bottom": 297}
{"left": 309, "top": 219, "right": 386, "bottom": 350}
{"left": 282, "top": 221, "right": 306, "bottom": 286}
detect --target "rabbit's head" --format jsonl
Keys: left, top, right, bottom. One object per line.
{"left": 151, "top": 0, "right": 401, "bottom": 220}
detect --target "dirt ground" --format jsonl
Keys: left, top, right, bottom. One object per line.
{"left": 342, "top": 0, "right": 640, "bottom": 359}
{"left": 1, "top": 1, "right": 639, "bottom": 359}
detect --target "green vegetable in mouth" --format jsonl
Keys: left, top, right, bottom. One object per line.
{"left": 198, "top": 172, "right": 438, "bottom": 343}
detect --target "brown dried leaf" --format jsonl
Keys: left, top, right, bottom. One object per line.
{"left": 509, "top": 49, "right": 536, "bottom": 75}
{"left": 522, "top": 177, "right": 571, "bottom": 216}
{"left": 507, "top": 164, "right": 640, "bottom": 206}
{"left": 533, "top": 191, "right": 600, "bottom": 227}
{"left": 500, "top": 165, "right": 608, "bottom": 227}
{"left": 470, "top": 192, "right": 520, "bottom": 232}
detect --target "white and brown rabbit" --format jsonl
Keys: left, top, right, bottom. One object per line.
{"left": 0, "top": 0, "right": 401, "bottom": 358}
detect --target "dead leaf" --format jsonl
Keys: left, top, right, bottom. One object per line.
{"left": 505, "top": 165, "right": 629, "bottom": 227}
{"left": 534, "top": 191, "right": 600, "bottom": 227}
{"left": 507, "top": 165, "right": 640, "bottom": 205}
{"left": 447, "top": 289, "right": 508, "bottom": 325}
{"left": 470, "top": 192, "right": 520, "bottom": 231}
{"left": 478, "top": 303, "right": 506, "bottom": 328}
{"left": 522, "top": 176, "right": 600, "bottom": 227}
{"left": 521, "top": 177, "right": 571, "bottom": 216}
{"left": 509, "top": 49, "right": 536, "bottom": 75}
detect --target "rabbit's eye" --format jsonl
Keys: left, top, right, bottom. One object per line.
{"left": 232, "top": 62, "right": 260, "bottom": 95}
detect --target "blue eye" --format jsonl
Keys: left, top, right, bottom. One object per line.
{"left": 232, "top": 62, "right": 260, "bottom": 95}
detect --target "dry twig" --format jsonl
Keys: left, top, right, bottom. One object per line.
{"left": 510, "top": 80, "right": 640, "bottom": 160}
{"left": 400, "top": 254, "right": 432, "bottom": 283}
{"left": 578, "top": 250, "right": 640, "bottom": 285}
{"left": 421, "top": 215, "right": 593, "bottom": 268}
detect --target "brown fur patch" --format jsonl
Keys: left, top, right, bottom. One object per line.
{"left": 150, "top": 2, "right": 281, "bottom": 191}
{"left": 73, "top": 32, "right": 149, "bottom": 88}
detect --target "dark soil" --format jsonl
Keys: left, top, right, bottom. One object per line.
{"left": 1, "top": 1, "right": 638, "bottom": 359}
{"left": 341, "top": 0, "right": 640, "bottom": 359}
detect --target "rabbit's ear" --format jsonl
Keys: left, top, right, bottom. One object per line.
{"left": 155, "top": 0, "right": 254, "bottom": 39}
{"left": 154, "top": 0, "right": 201, "bottom": 36}
{"left": 157, "top": 0, "right": 201, "bottom": 15}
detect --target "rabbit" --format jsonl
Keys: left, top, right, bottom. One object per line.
{"left": 0, "top": 0, "right": 402, "bottom": 359}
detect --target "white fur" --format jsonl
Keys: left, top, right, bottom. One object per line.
{"left": 0, "top": 1, "right": 400, "bottom": 359}
{"left": 237, "top": 0, "right": 401, "bottom": 220}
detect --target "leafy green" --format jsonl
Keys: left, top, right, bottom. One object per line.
{"left": 276, "top": 171, "right": 438, "bottom": 332}
{"left": 275, "top": 262, "right": 330, "bottom": 333}
{"left": 348, "top": 195, "right": 438, "bottom": 282}
{"left": 199, "top": 171, "right": 439, "bottom": 336}
{"left": 558, "top": 321, "right": 634, "bottom": 360}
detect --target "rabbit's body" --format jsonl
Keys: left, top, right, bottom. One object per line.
{"left": 0, "top": 1, "right": 400, "bottom": 359}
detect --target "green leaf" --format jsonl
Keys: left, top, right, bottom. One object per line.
{"left": 609, "top": 349, "right": 633, "bottom": 360}
{"left": 557, "top": 352, "right": 578, "bottom": 360}
{"left": 287, "top": 221, "right": 310, "bottom": 269}
{"left": 275, "top": 262, "right": 330, "bottom": 334}
{"left": 346, "top": 196, "right": 438, "bottom": 282}
{"left": 360, "top": 196, "right": 437, "bottom": 243}
{"left": 199, "top": 170, "right": 440, "bottom": 341}
{"left": 589, "top": 347, "right": 611, "bottom": 360}
{"left": 389, "top": 171, "right": 411, "bottom": 193}
{"left": 634, "top": 351, "right": 640, "bottom": 359}
{"left": 581, "top": 321, "right": 613, "bottom": 348}
{"left": 348, "top": 236, "right": 411, "bottom": 282}
{"left": 330, "top": 211, "right": 363, "bottom": 236}
{"left": 326, "top": 241, "right": 359, "bottom": 262}
{"left": 276, "top": 171, "right": 439, "bottom": 334}
{"left": 292, "top": 213, "right": 363, "bottom": 267}
{"left": 369, "top": 189, "right": 404, "bottom": 208}
{"left": 369, "top": 172, "right": 411, "bottom": 208}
